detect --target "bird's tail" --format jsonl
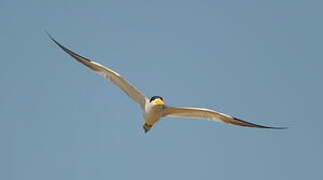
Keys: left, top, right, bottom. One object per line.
{"left": 143, "top": 123, "right": 153, "bottom": 133}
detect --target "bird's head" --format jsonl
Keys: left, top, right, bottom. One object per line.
{"left": 150, "top": 96, "right": 165, "bottom": 105}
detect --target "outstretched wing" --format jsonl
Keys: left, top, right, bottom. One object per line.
{"left": 162, "top": 106, "right": 286, "bottom": 129}
{"left": 48, "top": 34, "right": 147, "bottom": 108}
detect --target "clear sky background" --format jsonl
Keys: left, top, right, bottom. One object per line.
{"left": 1, "top": 0, "right": 322, "bottom": 179}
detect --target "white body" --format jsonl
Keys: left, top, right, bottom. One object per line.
{"left": 143, "top": 100, "right": 164, "bottom": 125}
{"left": 48, "top": 34, "right": 286, "bottom": 133}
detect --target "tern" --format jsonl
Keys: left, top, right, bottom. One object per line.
{"left": 48, "top": 34, "right": 286, "bottom": 133}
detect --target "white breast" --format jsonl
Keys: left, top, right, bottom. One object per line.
{"left": 143, "top": 102, "right": 164, "bottom": 125}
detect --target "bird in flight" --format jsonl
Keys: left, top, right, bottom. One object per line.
{"left": 48, "top": 34, "right": 286, "bottom": 133}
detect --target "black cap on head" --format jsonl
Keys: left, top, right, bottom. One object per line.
{"left": 150, "top": 96, "right": 163, "bottom": 102}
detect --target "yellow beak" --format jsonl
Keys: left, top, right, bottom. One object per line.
{"left": 154, "top": 98, "right": 165, "bottom": 105}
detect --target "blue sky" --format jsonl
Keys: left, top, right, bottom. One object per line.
{"left": 1, "top": 0, "right": 322, "bottom": 179}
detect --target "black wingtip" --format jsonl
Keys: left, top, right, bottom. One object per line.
{"left": 45, "top": 31, "right": 63, "bottom": 48}
{"left": 46, "top": 32, "right": 92, "bottom": 64}
{"left": 232, "top": 117, "right": 288, "bottom": 129}
{"left": 265, "top": 126, "right": 288, "bottom": 130}
{"left": 45, "top": 30, "right": 56, "bottom": 42}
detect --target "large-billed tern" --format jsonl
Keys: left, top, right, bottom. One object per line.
{"left": 48, "top": 34, "right": 286, "bottom": 133}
